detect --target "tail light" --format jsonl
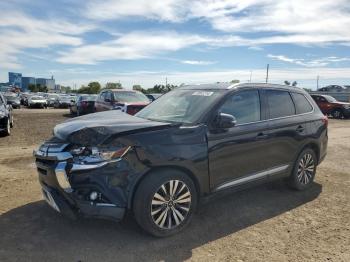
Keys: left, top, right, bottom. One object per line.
{"left": 322, "top": 115, "right": 328, "bottom": 127}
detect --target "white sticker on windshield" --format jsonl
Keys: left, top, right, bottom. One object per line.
{"left": 192, "top": 91, "right": 214, "bottom": 96}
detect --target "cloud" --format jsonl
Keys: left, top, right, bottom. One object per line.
{"left": 84, "top": 0, "right": 350, "bottom": 46}
{"left": 0, "top": 11, "right": 94, "bottom": 69}
{"left": 181, "top": 60, "right": 217, "bottom": 65}
{"left": 57, "top": 31, "right": 208, "bottom": 64}
{"left": 268, "top": 54, "right": 350, "bottom": 67}
{"left": 86, "top": 0, "right": 188, "bottom": 22}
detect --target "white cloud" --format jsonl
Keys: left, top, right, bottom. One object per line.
{"left": 85, "top": 0, "right": 350, "bottom": 46}
{"left": 268, "top": 54, "right": 350, "bottom": 67}
{"left": 0, "top": 12, "right": 93, "bottom": 69}
{"left": 57, "top": 31, "right": 208, "bottom": 64}
{"left": 86, "top": 0, "right": 188, "bottom": 22}
{"left": 181, "top": 60, "right": 217, "bottom": 65}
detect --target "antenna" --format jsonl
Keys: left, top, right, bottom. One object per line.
{"left": 266, "top": 64, "right": 269, "bottom": 83}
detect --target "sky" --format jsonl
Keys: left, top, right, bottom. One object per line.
{"left": 1, "top": 0, "right": 350, "bottom": 90}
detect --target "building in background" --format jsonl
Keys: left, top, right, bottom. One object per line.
{"left": 36, "top": 76, "right": 55, "bottom": 91}
{"left": 8, "top": 72, "right": 22, "bottom": 89}
{"left": 21, "top": 77, "right": 36, "bottom": 92}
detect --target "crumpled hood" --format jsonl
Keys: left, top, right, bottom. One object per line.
{"left": 54, "top": 110, "right": 172, "bottom": 145}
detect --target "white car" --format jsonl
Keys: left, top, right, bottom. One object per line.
{"left": 28, "top": 96, "right": 47, "bottom": 108}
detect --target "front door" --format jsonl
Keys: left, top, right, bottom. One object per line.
{"left": 207, "top": 89, "right": 271, "bottom": 190}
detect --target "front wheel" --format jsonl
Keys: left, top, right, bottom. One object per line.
{"left": 4, "top": 118, "right": 11, "bottom": 136}
{"left": 133, "top": 170, "right": 197, "bottom": 237}
{"left": 331, "top": 108, "right": 343, "bottom": 119}
{"left": 288, "top": 148, "right": 317, "bottom": 191}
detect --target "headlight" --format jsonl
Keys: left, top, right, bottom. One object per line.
{"left": 70, "top": 145, "right": 131, "bottom": 163}
{"left": 343, "top": 105, "right": 350, "bottom": 110}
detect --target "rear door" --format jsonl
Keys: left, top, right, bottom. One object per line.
{"left": 262, "top": 89, "right": 307, "bottom": 170}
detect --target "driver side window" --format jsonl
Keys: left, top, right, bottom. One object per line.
{"left": 219, "top": 90, "right": 261, "bottom": 125}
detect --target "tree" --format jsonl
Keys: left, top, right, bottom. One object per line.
{"left": 284, "top": 80, "right": 291, "bottom": 86}
{"left": 292, "top": 81, "right": 297, "bottom": 87}
{"left": 61, "top": 86, "right": 72, "bottom": 93}
{"left": 230, "top": 79, "right": 240, "bottom": 84}
{"left": 77, "top": 81, "right": 101, "bottom": 94}
{"left": 132, "top": 85, "right": 142, "bottom": 91}
{"left": 28, "top": 83, "right": 47, "bottom": 92}
{"left": 105, "top": 82, "right": 123, "bottom": 89}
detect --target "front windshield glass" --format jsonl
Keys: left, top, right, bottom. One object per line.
{"left": 81, "top": 95, "right": 97, "bottom": 101}
{"left": 136, "top": 89, "right": 223, "bottom": 124}
{"left": 114, "top": 91, "right": 149, "bottom": 103}
{"left": 323, "top": 95, "right": 337, "bottom": 102}
{"left": 31, "top": 96, "right": 44, "bottom": 100}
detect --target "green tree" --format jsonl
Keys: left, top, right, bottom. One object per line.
{"left": 292, "top": 81, "right": 298, "bottom": 87}
{"left": 132, "top": 84, "right": 142, "bottom": 91}
{"left": 230, "top": 79, "right": 240, "bottom": 84}
{"left": 105, "top": 82, "right": 123, "bottom": 89}
{"left": 284, "top": 80, "right": 291, "bottom": 85}
{"left": 77, "top": 82, "right": 101, "bottom": 94}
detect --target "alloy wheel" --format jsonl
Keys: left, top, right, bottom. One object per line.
{"left": 151, "top": 180, "right": 191, "bottom": 229}
{"left": 297, "top": 153, "right": 315, "bottom": 185}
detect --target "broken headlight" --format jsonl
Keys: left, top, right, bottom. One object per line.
{"left": 70, "top": 145, "right": 131, "bottom": 163}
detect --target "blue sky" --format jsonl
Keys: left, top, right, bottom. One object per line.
{"left": 1, "top": 0, "right": 350, "bottom": 90}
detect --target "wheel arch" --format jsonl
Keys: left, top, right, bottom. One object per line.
{"left": 299, "top": 142, "right": 320, "bottom": 165}
{"left": 127, "top": 165, "right": 201, "bottom": 209}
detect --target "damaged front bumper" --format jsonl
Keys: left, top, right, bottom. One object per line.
{"left": 34, "top": 144, "right": 126, "bottom": 221}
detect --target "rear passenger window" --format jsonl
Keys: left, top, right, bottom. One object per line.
{"left": 266, "top": 90, "right": 295, "bottom": 118}
{"left": 291, "top": 93, "right": 313, "bottom": 114}
{"left": 219, "top": 90, "right": 261, "bottom": 124}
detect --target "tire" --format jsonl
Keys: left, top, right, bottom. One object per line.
{"left": 3, "top": 118, "right": 11, "bottom": 136}
{"left": 133, "top": 169, "right": 197, "bottom": 237}
{"left": 288, "top": 148, "right": 317, "bottom": 191}
{"left": 331, "top": 108, "right": 343, "bottom": 119}
{"left": 10, "top": 115, "right": 14, "bottom": 128}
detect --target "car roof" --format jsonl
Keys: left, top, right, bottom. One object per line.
{"left": 103, "top": 89, "right": 139, "bottom": 93}
{"left": 180, "top": 82, "right": 305, "bottom": 92}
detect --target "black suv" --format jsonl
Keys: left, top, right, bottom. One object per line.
{"left": 34, "top": 83, "right": 328, "bottom": 237}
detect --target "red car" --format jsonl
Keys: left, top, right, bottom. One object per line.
{"left": 311, "top": 94, "right": 350, "bottom": 119}
{"left": 95, "top": 90, "right": 150, "bottom": 115}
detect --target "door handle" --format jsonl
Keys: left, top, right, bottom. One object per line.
{"left": 256, "top": 132, "right": 268, "bottom": 140}
{"left": 296, "top": 125, "right": 305, "bottom": 132}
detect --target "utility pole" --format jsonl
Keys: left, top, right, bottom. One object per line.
{"left": 265, "top": 64, "right": 269, "bottom": 83}
{"left": 317, "top": 75, "right": 320, "bottom": 90}
{"left": 165, "top": 77, "right": 168, "bottom": 88}
{"left": 249, "top": 70, "right": 253, "bottom": 83}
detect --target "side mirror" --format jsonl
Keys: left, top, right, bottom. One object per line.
{"left": 215, "top": 113, "right": 237, "bottom": 129}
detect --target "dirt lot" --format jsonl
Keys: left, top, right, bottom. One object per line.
{"left": 0, "top": 109, "right": 349, "bottom": 262}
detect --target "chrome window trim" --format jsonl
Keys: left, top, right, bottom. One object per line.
{"left": 214, "top": 164, "right": 289, "bottom": 191}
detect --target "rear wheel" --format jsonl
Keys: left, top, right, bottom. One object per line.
{"left": 288, "top": 148, "right": 317, "bottom": 190}
{"left": 133, "top": 170, "right": 197, "bottom": 237}
{"left": 331, "top": 108, "right": 343, "bottom": 119}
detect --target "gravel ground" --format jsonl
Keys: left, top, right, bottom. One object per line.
{"left": 0, "top": 109, "right": 349, "bottom": 262}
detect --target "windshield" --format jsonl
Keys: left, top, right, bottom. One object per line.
{"left": 81, "top": 95, "right": 97, "bottom": 101}
{"left": 136, "top": 89, "right": 223, "bottom": 124}
{"left": 114, "top": 91, "right": 149, "bottom": 103}
{"left": 31, "top": 96, "right": 44, "bottom": 100}
{"left": 4, "top": 95, "right": 17, "bottom": 101}
{"left": 323, "top": 95, "right": 337, "bottom": 102}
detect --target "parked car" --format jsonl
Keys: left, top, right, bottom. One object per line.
{"left": 4, "top": 93, "right": 21, "bottom": 109}
{"left": 0, "top": 92, "right": 14, "bottom": 135}
{"left": 146, "top": 93, "right": 162, "bottom": 102}
{"left": 311, "top": 94, "right": 350, "bottom": 119}
{"left": 34, "top": 83, "right": 328, "bottom": 237}
{"left": 47, "top": 94, "right": 59, "bottom": 107}
{"left": 28, "top": 96, "right": 47, "bottom": 108}
{"left": 95, "top": 89, "right": 150, "bottom": 115}
{"left": 70, "top": 95, "right": 97, "bottom": 116}
{"left": 54, "top": 96, "right": 72, "bottom": 108}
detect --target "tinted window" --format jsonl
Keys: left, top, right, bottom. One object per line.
{"left": 266, "top": 90, "right": 295, "bottom": 118}
{"left": 219, "top": 90, "right": 261, "bottom": 124}
{"left": 291, "top": 93, "right": 313, "bottom": 114}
